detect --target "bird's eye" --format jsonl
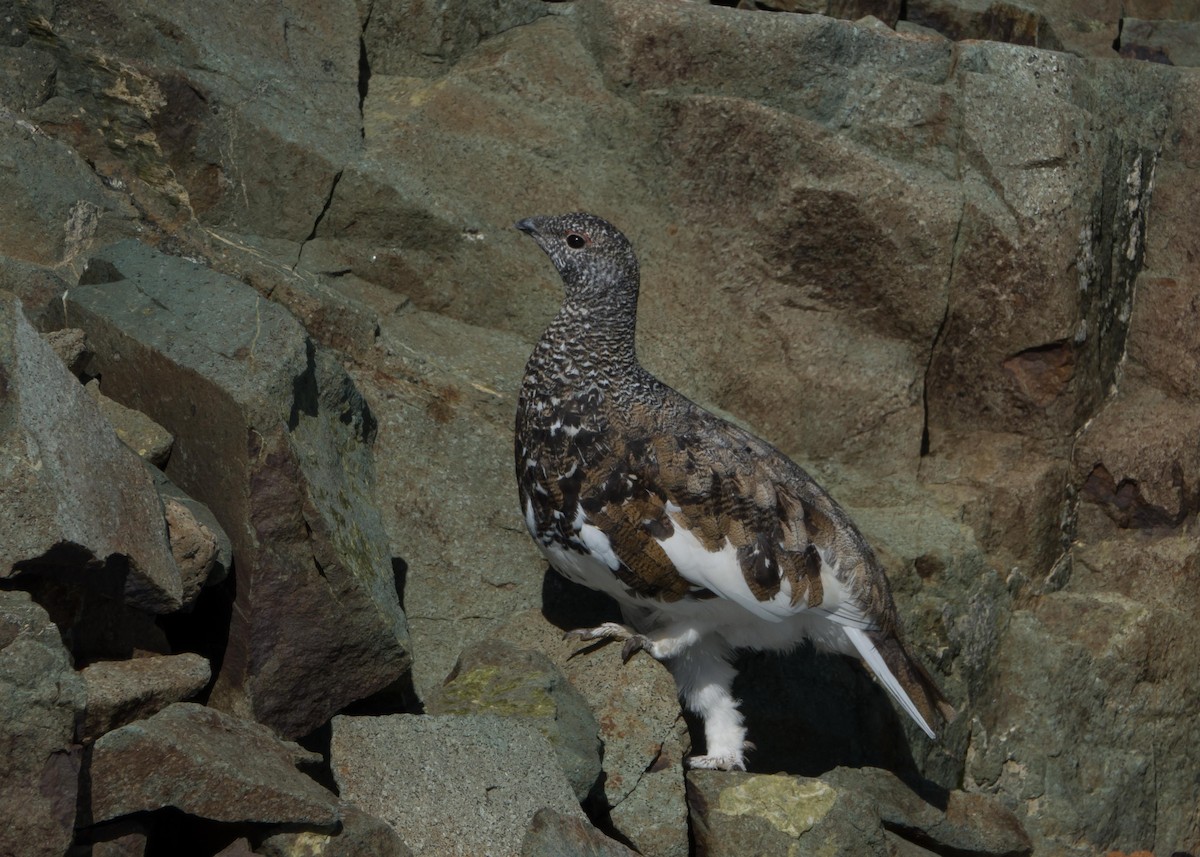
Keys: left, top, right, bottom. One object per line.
{"left": 566, "top": 233, "right": 587, "bottom": 249}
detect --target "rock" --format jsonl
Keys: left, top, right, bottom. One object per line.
{"left": 354, "top": 306, "right": 541, "bottom": 701}
{"left": 520, "top": 808, "right": 639, "bottom": 857}
{"left": 90, "top": 822, "right": 149, "bottom": 857}
{"left": 150, "top": 468, "right": 232, "bottom": 607}
{"left": 904, "top": 0, "right": 1064, "bottom": 49}
{"left": 687, "top": 768, "right": 1030, "bottom": 857}
{"left": 1119, "top": 18, "right": 1200, "bottom": 66}
{"left": 364, "top": 0, "right": 548, "bottom": 72}
{"left": 58, "top": 240, "right": 411, "bottom": 738}
{"left": 427, "top": 639, "right": 602, "bottom": 802}
{"left": 43, "top": 327, "right": 90, "bottom": 376}
{"left": 331, "top": 714, "right": 585, "bottom": 857}
{"left": 78, "top": 653, "right": 211, "bottom": 742}
{"left": 258, "top": 804, "right": 415, "bottom": 857}
{"left": 0, "top": 291, "right": 183, "bottom": 613}
{"left": 0, "top": 112, "right": 123, "bottom": 271}
{"left": 88, "top": 702, "right": 339, "bottom": 827}
{"left": 215, "top": 840, "right": 256, "bottom": 857}
{"left": 0, "top": 257, "right": 72, "bottom": 327}
{"left": 85, "top": 379, "right": 175, "bottom": 467}
{"left": 0, "top": 590, "right": 86, "bottom": 857}
{"left": 26, "top": 0, "right": 363, "bottom": 246}
{"left": 496, "top": 607, "right": 690, "bottom": 857}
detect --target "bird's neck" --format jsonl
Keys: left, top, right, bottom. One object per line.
{"left": 539, "top": 292, "right": 640, "bottom": 378}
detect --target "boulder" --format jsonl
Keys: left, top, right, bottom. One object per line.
{"left": 0, "top": 292, "right": 183, "bottom": 613}
{"left": 520, "top": 808, "right": 639, "bottom": 857}
{"left": 58, "top": 240, "right": 411, "bottom": 738}
{"left": 0, "top": 590, "right": 86, "bottom": 857}
{"left": 79, "top": 653, "right": 211, "bottom": 742}
{"left": 1119, "top": 18, "right": 1200, "bottom": 66}
{"left": 85, "top": 379, "right": 175, "bottom": 467}
{"left": 687, "top": 767, "right": 1030, "bottom": 856}
{"left": 258, "top": 804, "right": 415, "bottom": 857}
{"left": 496, "top": 606, "right": 691, "bottom": 857}
{"left": 331, "top": 714, "right": 585, "bottom": 857}
{"left": 426, "top": 639, "right": 602, "bottom": 802}
{"left": 87, "top": 702, "right": 338, "bottom": 827}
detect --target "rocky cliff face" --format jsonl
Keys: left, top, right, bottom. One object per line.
{"left": 1, "top": 0, "right": 1198, "bottom": 855}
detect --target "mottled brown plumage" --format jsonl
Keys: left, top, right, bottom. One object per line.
{"left": 515, "top": 213, "right": 952, "bottom": 770}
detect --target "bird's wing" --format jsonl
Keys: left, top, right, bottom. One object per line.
{"left": 578, "top": 413, "right": 895, "bottom": 630}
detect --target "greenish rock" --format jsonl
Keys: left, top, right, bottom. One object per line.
{"left": 1, "top": 291, "right": 183, "bottom": 613}
{"left": 520, "top": 808, "right": 639, "bottom": 857}
{"left": 714, "top": 776, "right": 838, "bottom": 838}
{"left": 688, "top": 768, "right": 1030, "bottom": 857}
{"left": 427, "top": 639, "right": 602, "bottom": 802}
{"left": 332, "top": 714, "right": 585, "bottom": 857}
{"left": 0, "top": 590, "right": 86, "bottom": 857}
{"left": 58, "top": 241, "right": 410, "bottom": 738}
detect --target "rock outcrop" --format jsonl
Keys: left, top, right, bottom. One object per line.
{"left": 1, "top": 0, "right": 1198, "bottom": 854}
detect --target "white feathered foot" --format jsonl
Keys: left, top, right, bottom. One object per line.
{"left": 567, "top": 623, "right": 754, "bottom": 771}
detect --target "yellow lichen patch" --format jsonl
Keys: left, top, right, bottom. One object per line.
{"left": 435, "top": 665, "right": 556, "bottom": 719}
{"left": 715, "top": 775, "right": 837, "bottom": 839}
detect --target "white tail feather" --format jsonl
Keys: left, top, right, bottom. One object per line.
{"left": 843, "top": 626, "right": 935, "bottom": 739}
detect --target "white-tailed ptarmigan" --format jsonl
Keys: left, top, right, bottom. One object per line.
{"left": 514, "top": 212, "right": 953, "bottom": 771}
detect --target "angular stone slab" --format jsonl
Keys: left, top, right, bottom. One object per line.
{"left": 520, "top": 808, "right": 639, "bottom": 857}
{"left": 0, "top": 590, "right": 86, "bottom": 857}
{"left": 89, "top": 702, "right": 338, "bottom": 826}
{"left": 61, "top": 241, "right": 411, "bottom": 737}
{"left": 259, "top": 803, "right": 415, "bottom": 857}
{"left": 1, "top": 292, "right": 182, "bottom": 612}
{"left": 688, "top": 768, "right": 1030, "bottom": 857}
{"left": 79, "top": 653, "right": 211, "bottom": 742}
{"left": 332, "top": 714, "right": 585, "bottom": 857}
{"left": 426, "top": 638, "right": 602, "bottom": 802}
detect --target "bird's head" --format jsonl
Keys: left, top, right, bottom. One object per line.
{"left": 515, "top": 213, "right": 639, "bottom": 302}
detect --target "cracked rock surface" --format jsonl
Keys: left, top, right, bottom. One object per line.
{"left": 1, "top": 0, "right": 1199, "bottom": 854}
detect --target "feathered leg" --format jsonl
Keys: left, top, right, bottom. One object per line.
{"left": 666, "top": 636, "right": 750, "bottom": 771}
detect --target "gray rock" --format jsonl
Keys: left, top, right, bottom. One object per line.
{"left": 0, "top": 291, "right": 183, "bottom": 613}
{"left": 0, "top": 256, "right": 72, "bottom": 327}
{"left": 426, "top": 639, "right": 602, "bottom": 803}
{"left": 520, "top": 808, "right": 639, "bottom": 857}
{"left": 0, "top": 590, "right": 86, "bottom": 857}
{"left": 43, "top": 327, "right": 90, "bottom": 376}
{"left": 331, "top": 714, "right": 585, "bottom": 857}
{"left": 1119, "top": 18, "right": 1200, "bottom": 66}
{"left": 258, "top": 804, "right": 415, "bottom": 857}
{"left": 79, "top": 653, "right": 211, "bottom": 742}
{"left": 27, "top": 0, "right": 363, "bottom": 245}
{"left": 364, "top": 0, "right": 548, "bottom": 72}
{"left": 687, "top": 768, "right": 1030, "bottom": 857}
{"left": 149, "top": 468, "right": 232, "bottom": 606}
{"left": 496, "top": 609, "right": 690, "bottom": 857}
{"left": 905, "top": 0, "right": 1063, "bottom": 49}
{"left": 59, "top": 240, "right": 410, "bottom": 738}
{"left": 355, "top": 306, "right": 542, "bottom": 701}
{"left": 88, "top": 702, "right": 338, "bottom": 826}
{"left": 0, "top": 45, "right": 56, "bottom": 110}
{"left": 85, "top": 379, "right": 175, "bottom": 467}
{"left": 0, "top": 112, "right": 117, "bottom": 270}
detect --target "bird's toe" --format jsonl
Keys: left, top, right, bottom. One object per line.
{"left": 685, "top": 752, "right": 747, "bottom": 772}
{"left": 620, "top": 634, "right": 653, "bottom": 663}
{"left": 563, "top": 621, "right": 635, "bottom": 644}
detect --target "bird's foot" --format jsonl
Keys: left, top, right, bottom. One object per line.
{"left": 563, "top": 622, "right": 656, "bottom": 662}
{"left": 685, "top": 741, "right": 756, "bottom": 772}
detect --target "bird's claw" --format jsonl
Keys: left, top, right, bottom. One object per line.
{"left": 563, "top": 623, "right": 655, "bottom": 662}
{"left": 685, "top": 741, "right": 756, "bottom": 771}
{"left": 620, "top": 634, "right": 652, "bottom": 663}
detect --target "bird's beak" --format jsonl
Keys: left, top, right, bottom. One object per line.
{"left": 515, "top": 217, "right": 540, "bottom": 237}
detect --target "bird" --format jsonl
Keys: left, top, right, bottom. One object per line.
{"left": 514, "top": 212, "right": 953, "bottom": 771}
